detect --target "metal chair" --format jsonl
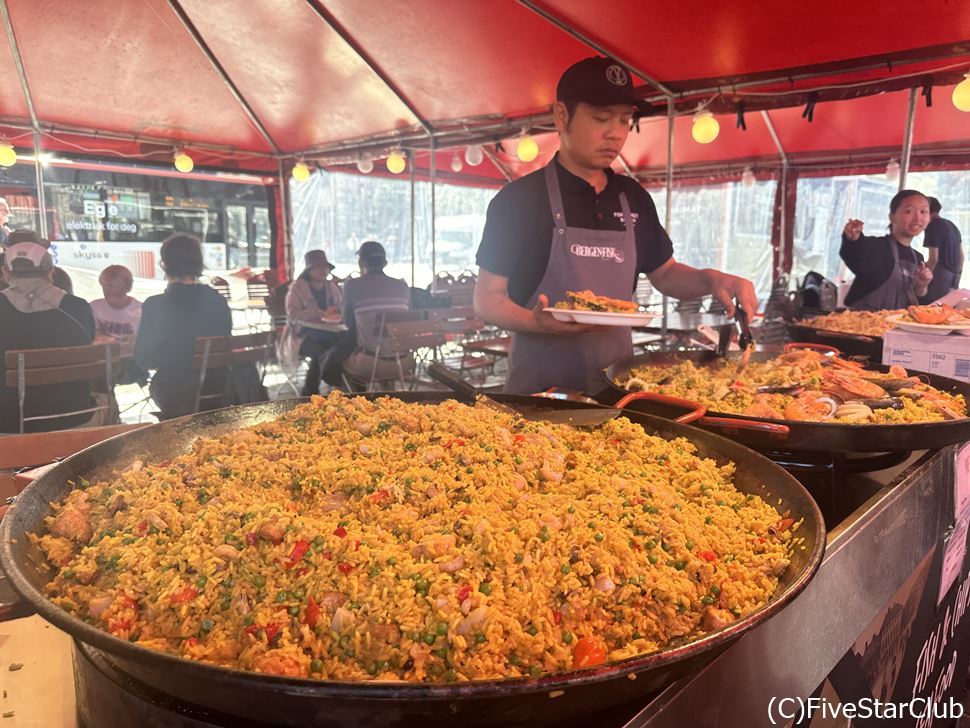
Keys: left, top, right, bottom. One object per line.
{"left": 4, "top": 341, "right": 121, "bottom": 433}
{"left": 192, "top": 332, "right": 272, "bottom": 412}
{"left": 343, "top": 317, "right": 446, "bottom": 392}
{"left": 209, "top": 277, "right": 232, "bottom": 301}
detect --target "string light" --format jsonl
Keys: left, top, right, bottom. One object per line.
{"left": 691, "top": 111, "right": 719, "bottom": 144}
{"left": 386, "top": 151, "right": 406, "bottom": 174}
{"left": 356, "top": 157, "right": 373, "bottom": 174}
{"left": 0, "top": 142, "right": 17, "bottom": 168}
{"left": 291, "top": 161, "right": 311, "bottom": 182}
{"left": 953, "top": 73, "right": 970, "bottom": 112}
{"left": 464, "top": 145, "right": 484, "bottom": 166}
{"left": 173, "top": 149, "right": 194, "bottom": 173}
{"left": 450, "top": 154, "right": 463, "bottom": 173}
{"left": 516, "top": 135, "right": 539, "bottom": 162}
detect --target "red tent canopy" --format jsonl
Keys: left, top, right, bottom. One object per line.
{"left": 0, "top": 0, "right": 967, "bottom": 177}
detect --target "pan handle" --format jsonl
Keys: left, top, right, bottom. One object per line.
{"left": 697, "top": 416, "right": 791, "bottom": 441}
{"left": 615, "top": 391, "right": 707, "bottom": 424}
{"left": 793, "top": 326, "right": 878, "bottom": 345}
{"left": 0, "top": 501, "right": 36, "bottom": 622}
{"left": 783, "top": 342, "right": 842, "bottom": 357}
{"left": 426, "top": 362, "right": 478, "bottom": 398}
{"left": 0, "top": 571, "right": 34, "bottom": 622}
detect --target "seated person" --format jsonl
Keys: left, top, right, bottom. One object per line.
{"left": 0, "top": 238, "right": 99, "bottom": 433}
{"left": 91, "top": 264, "right": 146, "bottom": 384}
{"left": 283, "top": 249, "right": 343, "bottom": 396}
{"left": 339, "top": 241, "right": 412, "bottom": 385}
{"left": 6, "top": 229, "right": 74, "bottom": 294}
{"left": 135, "top": 234, "right": 232, "bottom": 420}
{"left": 91, "top": 264, "right": 142, "bottom": 338}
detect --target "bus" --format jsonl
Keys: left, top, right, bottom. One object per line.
{"left": 0, "top": 156, "right": 274, "bottom": 300}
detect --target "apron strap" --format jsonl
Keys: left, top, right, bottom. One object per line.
{"left": 545, "top": 161, "right": 637, "bottom": 240}
{"left": 618, "top": 191, "right": 634, "bottom": 237}
{"left": 544, "top": 162, "right": 567, "bottom": 243}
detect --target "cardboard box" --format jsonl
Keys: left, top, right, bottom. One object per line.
{"left": 883, "top": 329, "right": 970, "bottom": 382}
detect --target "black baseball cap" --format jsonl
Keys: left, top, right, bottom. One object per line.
{"left": 557, "top": 56, "right": 648, "bottom": 113}
{"left": 357, "top": 240, "right": 387, "bottom": 262}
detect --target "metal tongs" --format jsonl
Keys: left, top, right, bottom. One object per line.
{"left": 715, "top": 302, "right": 754, "bottom": 373}
{"left": 735, "top": 305, "right": 754, "bottom": 373}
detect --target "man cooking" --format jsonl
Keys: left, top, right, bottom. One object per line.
{"left": 474, "top": 56, "right": 758, "bottom": 394}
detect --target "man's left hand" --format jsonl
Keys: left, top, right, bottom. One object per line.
{"left": 708, "top": 271, "right": 758, "bottom": 318}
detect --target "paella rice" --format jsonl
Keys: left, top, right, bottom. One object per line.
{"left": 34, "top": 393, "right": 796, "bottom": 682}
{"left": 800, "top": 310, "right": 902, "bottom": 337}
{"left": 618, "top": 349, "right": 966, "bottom": 423}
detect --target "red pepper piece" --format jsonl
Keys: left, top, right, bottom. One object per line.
{"left": 305, "top": 596, "right": 320, "bottom": 628}
{"left": 169, "top": 586, "right": 198, "bottom": 604}
{"left": 287, "top": 540, "right": 309, "bottom": 567}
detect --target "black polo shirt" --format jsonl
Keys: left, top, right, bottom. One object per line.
{"left": 923, "top": 215, "right": 963, "bottom": 273}
{"left": 476, "top": 156, "right": 673, "bottom": 307}
{"left": 840, "top": 233, "right": 924, "bottom": 307}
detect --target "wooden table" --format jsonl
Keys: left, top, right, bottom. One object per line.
{"left": 301, "top": 319, "right": 348, "bottom": 333}
{"left": 461, "top": 336, "right": 511, "bottom": 358}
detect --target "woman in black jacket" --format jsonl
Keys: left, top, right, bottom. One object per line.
{"left": 135, "top": 234, "right": 231, "bottom": 419}
{"left": 840, "top": 189, "right": 934, "bottom": 310}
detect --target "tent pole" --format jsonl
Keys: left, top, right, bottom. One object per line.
{"left": 0, "top": 0, "right": 46, "bottom": 236}
{"left": 32, "top": 130, "right": 47, "bottom": 238}
{"left": 517, "top": 0, "right": 675, "bottom": 97}
{"left": 481, "top": 145, "right": 514, "bottom": 183}
{"left": 167, "top": 0, "right": 281, "bottom": 155}
{"left": 616, "top": 153, "right": 636, "bottom": 178}
{"left": 662, "top": 97, "right": 675, "bottom": 342}
{"left": 409, "top": 153, "right": 416, "bottom": 288}
{"left": 305, "top": 0, "right": 433, "bottom": 137}
{"left": 898, "top": 87, "right": 918, "bottom": 191}
{"left": 761, "top": 110, "right": 788, "bottom": 280}
{"left": 277, "top": 159, "right": 292, "bottom": 279}
{"left": 430, "top": 139, "right": 437, "bottom": 283}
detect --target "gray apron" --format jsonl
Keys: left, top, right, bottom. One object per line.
{"left": 505, "top": 161, "right": 637, "bottom": 395}
{"left": 850, "top": 237, "right": 919, "bottom": 311}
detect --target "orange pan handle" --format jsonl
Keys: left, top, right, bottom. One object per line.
{"left": 783, "top": 341, "right": 842, "bottom": 357}
{"left": 698, "top": 416, "right": 791, "bottom": 441}
{"left": 615, "top": 391, "right": 707, "bottom": 424}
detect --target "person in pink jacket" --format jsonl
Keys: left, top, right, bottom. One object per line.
{"left": 284, "top": 250, "right": 344, "bottom": 395}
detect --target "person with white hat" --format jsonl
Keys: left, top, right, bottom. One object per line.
{"left": 283, "top": 249, "right": 344, "bottom": 396}
{"left": 0, "top": 235, "right": 98, "bottom": 432}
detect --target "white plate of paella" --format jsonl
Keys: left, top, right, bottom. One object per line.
{"left": 886, "top": 312, "right": 970, "bottom": 336}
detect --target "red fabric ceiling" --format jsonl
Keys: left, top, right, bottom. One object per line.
{"left": 0, "top": 0, "right": 967, "bottom": 178}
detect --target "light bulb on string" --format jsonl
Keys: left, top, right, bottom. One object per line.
{"left": 173, "top": 149, "right": 194, "bottom": 173}
{"left": 741, "top": 166, "right": 755, "bottom": 187}
{"left": 886, "top": 158, "right": 900, "bottom": 182}
{"left": 450, "top": 155, "right": 463, "bottom": 173}
{"left": 464, "top": 145, "right": 484, "bottom": 166}
{"left": 386, "top": 151, "right": 406, "bottom": 175}
{"left": 516, "top": 135, "right": 539, "bottom": 163}
{"left": 0, "top": 142, "right": 17, "bottom": 168}
{"left": 952, "top": 73, "right": 970, "bottom": 112}
{"left": 691, "top": 111, "right": 719, "bottom": 144}
{"left": 291, "top": 161, "right": 311, "bottom": 182}
{"left": 357, "top": 157, "right": 373, "bottom": 174}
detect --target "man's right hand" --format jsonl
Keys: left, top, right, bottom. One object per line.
{"left": 843, "top": 219, "right": 865, "bottom": 240}
{"left": 530, "top": 294, "right": 602, "bottom": 334}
